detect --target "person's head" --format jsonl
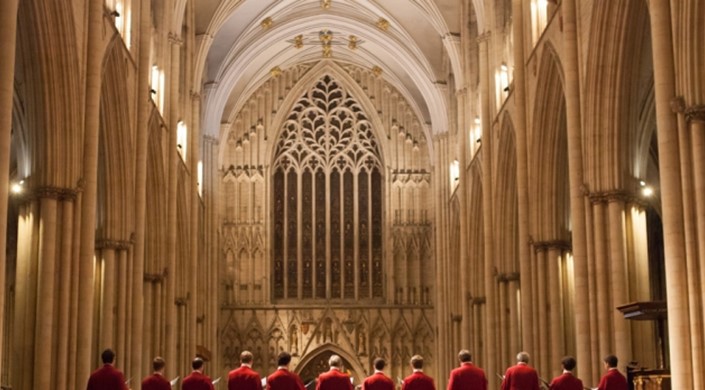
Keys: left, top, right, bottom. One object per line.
{"left": 458, "top": 350, "right": 472, "bottom": 363}
{"left": 101, "top": 349, "right": 116, "bottom": 365}
{"left": 410, "top": 355, "right": 424, "bottom": 370}
{"left": 277, "top": 352, "right": 292, "bottom": 367}
{"left": 153, "top": 357, "right": 166, "bottom": 373}
{"left": 192, "top": 357, "right": 205, "bottom": 371}
{"left": 329, "top": 354, "right": 342, "bottom": 368}
{"left": 373, "top": 358, "right": 386, "bottom": 371}
{"left": 516, "top": 352, "right": 530, "bottom": 364}
{"left": 603, "top": 355, "right": 618, "bottom": 369}
{"left": 561, "top": 356, "right": 576, "bottom": 372}
{"left": 241, "top": 351, "right": 254, "bottom": 365}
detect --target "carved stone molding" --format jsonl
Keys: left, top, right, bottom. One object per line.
{"left": 95, "top": 239, "right": 133, "bottom": 251}
{"left": 18, "top": 186, "right": 80, "bottom": 202}
{"left": 670, "top": 96, "right": 686, "bottom": 113}
{"left": 685, "top": 104, "right": 705, "bottom": 123}
{"left": 587, "top": 189, "right": 645, "bottom": 206}
{"left": 497, "top": 272, "right": 521, "bottom": 283}
{"left": 168, "top": 32, "right": 183, "bottom": 46}
{"left": 532, "top": 240, "right": 572, "bottom": 253}
{"left": 477, "top": 31, "right": 491, "bottom": 43}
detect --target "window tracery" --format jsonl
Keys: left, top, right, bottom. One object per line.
{"left": 272, "top": 75, "right": 384, "bottom": 300}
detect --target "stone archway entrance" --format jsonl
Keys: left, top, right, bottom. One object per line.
{"left": 296, "top": 348, "right": 365, "bottom": 387}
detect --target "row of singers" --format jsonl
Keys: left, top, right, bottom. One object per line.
{"left": 86, "top": 348, "right": 628, "bottom": 390}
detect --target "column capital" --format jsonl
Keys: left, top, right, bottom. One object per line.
{"left": 168, "top": 33, "right": 183, "bottom": 46}
{"left": 477, "top": 31, "right": 491, "bottom": 44}
{"left": 670, "top": 96, "right": 686, "bottom": 113}
{"left": 27, "top": 186, "right": 79, "bottom": 201}
{"left": 685, "top": 104, "right": 705, "bottom": 123}
{"left": 532, "top": 240, "right": 572, "bottom": 253}
{"left": 95, "top": 239, "right": 133, "bottom": 250}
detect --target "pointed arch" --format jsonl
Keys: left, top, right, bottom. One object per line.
{"left": 97, "top": 38, "right": 135, "bottom": 241}
{"left": 531, "top": 43, "right": 570, "bottom": 241}
{"left": 494, "top": 113, "right": 519, "bottom": 271}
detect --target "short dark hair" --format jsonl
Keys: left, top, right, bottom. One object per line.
{"left": 410, "top": 355, "right": 424, "bottom": 369}
{"left": 241, "top": 351, "right": 254, "bottom": 364}
{"left": 277, "top": 352, "right": 292, "bottom": 366}
{"left": 153, "top": 357, "right": 166, "bottom": 371}
{"left": 604, "top": 355, "right": 618, "bottom": 368}
{"left": 192, "top": 357, "right": 205, "bottom": 370}
{"left": 561, "top": 356, "right": 576, "bottom": 371}
{"left": 458, "top": 350, "right": 472, "bottom": 363}
{"left": 373, "top": 358, "right": 386, "bottom": 371}
{"left": 101, "top": 349, "right": 116, "bottom": 364}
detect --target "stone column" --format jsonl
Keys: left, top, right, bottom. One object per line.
{"left": 164, "top": 32, "right": 181, "bottom": 371}
{"left": 55, "top": 199, "right": 75, "bottom": 389}
{"left": 478, "top": 31, "right": 497, "bottom": 389}
{"left": 33, "top": 195, "right": 59, "bottom": 389}
{"left": 607, "top": 198, "right": 632, "bottom": 371}
{"left": 457, "top": 89, "right": 471, "bottom": 348}
{"left": 591, "top": 200, "right": 611, "bottom": 358}
{"left": 511, "top": 0, "right": 534, "bottom": 363}
{"left": 562, "top": 0, "right": 592, "bottom": 380}
{"left": 648, "top": 0, "right": 692, "bottom": 387}
{"left": 548, "top": 245, "right": 564, "bottom": 378}
{"left": 77, "top": 0, "right": 107, "bottom": 382}
{"left": 0, "top": 1, "right": 19, "bottom": 378}
{"left": 129, "top": 0, "right": 152, "bottom": 383}
{"left": 99, "top": 246, "right": 117, "bottom": 351}
{"left": 536, "top": 247, "right": 548, "bottom": 374}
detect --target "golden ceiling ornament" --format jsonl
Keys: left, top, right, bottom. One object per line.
{"left": 322, "top": 43, "right": 333, "bottom": 58}
{"left": 321, "top": 0, "right": 331, "bottom": 9}
{"left": 294, "top": 34, "right": 304, "bottom": 49}
{"left": 372, "top": 66, "right": 383, "bottom": 77}
{"left": 376, "top": 18, "right": 390, "bottom": 31}
{"left": 260, "top": 17, "right": 273, "bottom": 30}
{"left": 270, "top": 66, "right": 282, "bottom": 78}
{"left": 348, "top": 35, "right": 358, "bottom": 50}
{"left": 319, "top": 29, "right": 333, "bottom": 44}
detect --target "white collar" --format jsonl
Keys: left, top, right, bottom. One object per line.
{"left": 374, "top": 370, "right": 385, "bottom": 374}
{"left": 277, "top": 366, "right": 289, "bottom": 371}
{"left": 241, "top": 363, "right": 252, "bottom": 368}
{"left": 330, "top": 367, "right": 341, "bottom": 371}
{"left": 413, "top": 369, "right": 423, "bottom": 373}
{"left": 608, "top": 368, "right": 619, "bottom": 371}
{"left": 517, "top": 362, "right": 528, "bottom": 366}
{"left": 562, "top": 370, "right": 572, "bottom": 375}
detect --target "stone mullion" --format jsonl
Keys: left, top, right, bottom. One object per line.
{"left": 325, "top": 170, "right": 331, "bottom": 299}
{"left": 367, "top": 172, "right": 373, "bottom": 299}
{"left": 0, "top": 0, "right": 19, "bottom": 380}
{"left": 283, "top": 173, "right": 289, "bottom": 299}
{"left": 529, "top": 245, "right": 539, "bottom": 367}
{"left": 312, "top": 173, "right": 318, "bottom": 299}
{"left": 649, "top": 0, "right": 692, "bottom": 386}
{"left": 339, "top": 173, "right": 345, "bottom": 299}
{"left": 116, "top": 248, "right": 128, "bottom": 369}
{"left": 298, "top": 172, "right": 303, "bottom": 300}
{"left": 353, "top": 172, "right": 359, "bottom": 300}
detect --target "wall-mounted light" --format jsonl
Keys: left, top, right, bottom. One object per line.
{"left": 10, "top": 180, "right": 24, "bottom": 195}
{"left": 642, "top": 187, "right": 654, "bottom": 197}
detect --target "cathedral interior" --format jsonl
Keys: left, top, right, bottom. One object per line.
{"left": 1, "top": 0, "right": 704, "bottom": 389}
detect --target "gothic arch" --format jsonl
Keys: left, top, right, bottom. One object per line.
{"left": 16, "top": 0, "right": 82, "bottom": 189}
{"left": 267, "top": 61, "right": 388, "bottom": 165}
{"left": 494, "top": 113, "right": 519, "bottom": 272}
{"left": 531, "top": 44, "right": 570, "bottom": 241}
{"left": 295, "top": 343, "right": 366, "bottom": 384}
{"left": 583, "top": 0, "right": 651, "bottom": 191}
{"left": 97, "top": 39, "right": 135, "bottom": 241}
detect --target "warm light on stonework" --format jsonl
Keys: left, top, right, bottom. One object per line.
{"left": 260, "top": 17, "right": 273, "bottom": 29}
{"left": 376, "top": 18, "right": 390, "bottom": 31}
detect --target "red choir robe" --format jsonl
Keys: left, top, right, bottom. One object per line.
{"left": 183, "top": 370, "right": 215, "bottom": 390}
{"left": 86, "top": 364, "right": 129, "bottom": 390}
{"left": 549, "top": 372, "right": 584, "bottom": 390}
{"left": 229, "top": 364, "right": 263, "bottom": 390}
{"left": 141, "top": 372, "right": 172, "bottom": 390}
{"left": 362, "top": 371, "right": 395, "bottom": 390}
{"left": 267, "top": 368, "right": 307, "bottom": 390}
{"left": 597, "top": 369, "right": 627, "bottom": 390}
{"left": 500, "top": 363, "right": 540, "bottom": 390}
{"left": 447, "top": 362, "right": 487, "bottom": 390}
{"left": 316, "top": 368, "right": 353, "bottom": 390}
{"left": 402, "top": 370, "right": 436, "bottom": 390}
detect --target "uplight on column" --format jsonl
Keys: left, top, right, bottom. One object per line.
{"left": 10, "top": 180, "right": 24, "bottom": 195}
{"left": 470, "top": 117, "right": 482, "bottom": 157}
{"left": 197, "top": 161, "right": 203, "bottom": 196}
{"left": 177, "top": 121, "right": 188, "bottom": 160}
{"left": 449, "top": 160, "right": 460, "bottom": 190}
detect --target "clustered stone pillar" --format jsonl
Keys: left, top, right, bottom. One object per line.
{"left": 0, "top": 0, "right": 19, "bottom": 379}
{"left": 648, "top": 0, "right": 693, "bottom": 388}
